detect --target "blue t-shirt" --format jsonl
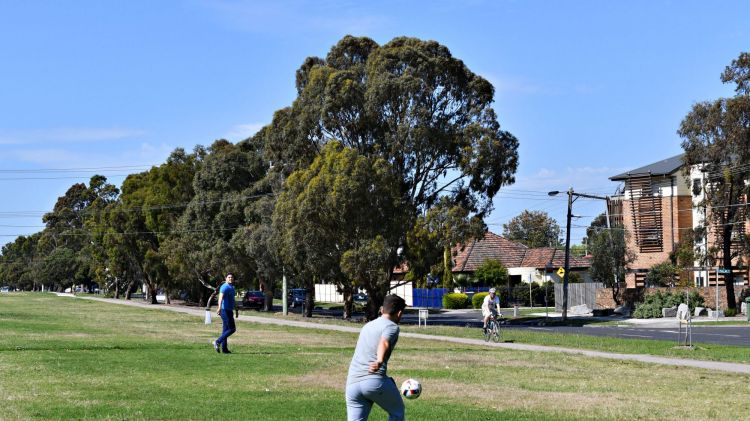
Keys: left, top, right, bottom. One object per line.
{"left": 219, "top": 283, "right": 235, "bottom": 311}
{"left": 346, "top": 316, "right": 400, "bottom": 386}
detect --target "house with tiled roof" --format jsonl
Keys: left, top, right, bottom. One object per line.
{"left": 452, "top": 231, "right": 592, "bottom": 284}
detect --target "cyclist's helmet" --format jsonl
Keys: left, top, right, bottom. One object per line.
{"left": 489, "top": 288, "right": 496, "bottom": 294}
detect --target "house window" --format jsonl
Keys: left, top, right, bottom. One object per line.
{"left": 695, "top": 275, "right": 704, "bottom": 287}
{"left": 692, "top": 178, "right": 702, "bottom": 196}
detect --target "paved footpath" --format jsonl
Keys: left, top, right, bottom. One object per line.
{"left": 61, "top": 294, "right": 750, "bottom": 375}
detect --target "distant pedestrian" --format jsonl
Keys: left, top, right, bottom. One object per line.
{"left": 212, "top": 273, "right": 236, "bottom": 354}
{"left": 345, "top": 294, "right": 407, "bottom": 421}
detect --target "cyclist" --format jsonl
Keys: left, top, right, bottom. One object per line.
{"left": 481, "top": 288, "right": 502, "bottom": 333}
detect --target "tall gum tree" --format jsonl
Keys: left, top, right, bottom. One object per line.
{"left": 679, "top": 52, "right": 750, "bottom": 311}
{"left": 263, "top": 36, "right": 519, "bottom": 316}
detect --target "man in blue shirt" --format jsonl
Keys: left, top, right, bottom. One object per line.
{"left": 212, "top": 273, "right": 236, "bottom": 354}
{"left": 345, "top": 294, "right": 407, "bottom": 421}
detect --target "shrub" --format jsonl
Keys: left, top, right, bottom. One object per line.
{"left": 472, "top": 292, "right": 488, "bottom": 309}
{"left": 724, "top": 308, "right": 737, "bottom": 317}
{"left": 632, "top": 290, "right": 706, "bottom": 319}
{"left": 685, "top": 290, "right": 705, "bottom": 313}
{"left": 645, "top": 261, "right": 677, "bottom": 287}
{"left": 443, "top": 292, "right": 469, "bottom": 309}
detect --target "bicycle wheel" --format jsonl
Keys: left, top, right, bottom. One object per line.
{"left": 483, "top": 323, "right": 491, "bottom": 342}
{"left": 491, "top": 324, "right": 500, "bottom": 342}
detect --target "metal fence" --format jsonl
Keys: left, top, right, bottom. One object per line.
{"left": 554, "top": 282, "right": 603, "bottom": 312}
{"left": 412, "top": 288, "right": 450, "bottom": 308}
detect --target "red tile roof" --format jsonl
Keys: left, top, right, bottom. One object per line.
{"left": 452, "top": 231, "right": 590, "bottom": 273}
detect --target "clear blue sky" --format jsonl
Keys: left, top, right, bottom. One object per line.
{"left": 1, "top": 0, "right": 748, "bottom": 247}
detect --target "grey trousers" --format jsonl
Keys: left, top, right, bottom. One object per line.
{"left": 345, "top": 377, "right": 405, "bottom": 421}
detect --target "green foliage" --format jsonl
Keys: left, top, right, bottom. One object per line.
{"left": 645, "top": 261, "right": 678, "bottom": 287}
{"left": 264, "top": 35, "right": 519, "bottom": 316}
{"left": 473, "top": 259, "right": 508, "bottom": 286}
{"left": 443, "top": 292, "right": 470, "bottom": 309}
{"left": 502, "top": 210, "right": 561, "bottom": 248}
{"left": 472, "top": 292, "right": 488, "bottom": 309}
{"left": 567, "top": 272, "right": 583, "bottom": 283}
{"left": 724, "top": 308, "right": 737, "bottom": 317}
{"left": 679, "top": 51, "right": 750, "bottom": 310}
{"left": 633, "top": 290, "right": 704, "bottom": 319}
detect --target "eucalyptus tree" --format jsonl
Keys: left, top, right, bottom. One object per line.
{"left": 36, "top": 175, "right": 118, "bottom": 292}
{"left": 405, "top": 198, "right": 485, "bottom": 289}
{"left": 0, "top": 233, "right": 40, "bottom": 290}
{"left": 588, "top": 227, "right": 633, "bottom": 306}
{"left": 164, "top": 140, "right": 267, "bottom": 307}
{"left": 502, "top": 210, "right": 561, "bottom": 248}
{"left": 274, "top": 142, "right": 403, "bottom": 319}
{"left": 107, "top": 148, "right": 201, "bottom": 303}
{"left": 679, "top": 52, "right": 750, "bottom": 310}
{"left": 264, "top": 35, "right": 519, "bottom": 313}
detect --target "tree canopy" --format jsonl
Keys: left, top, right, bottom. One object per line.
{"left": 266, "top": 35, "right": 519, "bottom": 314}
{"left": 678, "top": 51, "right": 750, "bottom": 310}
{"left": 502, "top": 210, "right": 561, "bottom": 248}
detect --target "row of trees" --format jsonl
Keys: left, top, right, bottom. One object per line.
{"left": 0, "top": 35, "right": 520, "bottom": 320}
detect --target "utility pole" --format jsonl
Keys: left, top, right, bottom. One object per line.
{"left": 562, "top": 188, "right": 573, "bottom": 321}
{"left": 549, "top": 188, "right": 610, "bottom": 322}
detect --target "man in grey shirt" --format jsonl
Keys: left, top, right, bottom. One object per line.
{"left": 346, "top": 294, "right": 407, "bottom": 421}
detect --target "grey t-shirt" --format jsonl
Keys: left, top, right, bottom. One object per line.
{"left": 346, "top": 316, "right": 400, "bottom": 385}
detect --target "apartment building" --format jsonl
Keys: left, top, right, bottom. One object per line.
{"left": 609, "top": 154, "right": 749, "bottom": 288}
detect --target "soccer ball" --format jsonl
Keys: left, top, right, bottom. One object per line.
{"left": 400, "top": 378, "right": 422, "bottom": 400}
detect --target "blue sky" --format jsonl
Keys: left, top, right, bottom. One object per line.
{"left": 1, "top": 0, "right": 748, "bottom": 247}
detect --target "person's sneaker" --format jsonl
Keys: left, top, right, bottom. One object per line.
{"left": 212, "top": 340, "right": 220, "bottom": 353}
{"left": 222, "top": 350, "right": 232, "bottom": 354}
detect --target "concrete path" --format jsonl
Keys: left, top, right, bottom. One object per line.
{"left": 60, "top": 294, "right": 750, "bottom": 375}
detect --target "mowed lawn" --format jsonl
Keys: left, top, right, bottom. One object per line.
{"left": 0, "top": 294, "right": 748, "bottom": 420}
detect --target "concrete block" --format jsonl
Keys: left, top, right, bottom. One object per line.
{"left": 662, "top": 307, "right": 677, "bottom": 318}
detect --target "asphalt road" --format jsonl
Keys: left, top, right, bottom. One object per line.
{"left": 397, "top": 309, "right": 750, "bottom": 347}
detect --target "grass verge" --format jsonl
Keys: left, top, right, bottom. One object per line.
{"left": 1, "top": 293, "right": 749, "bottom": 420}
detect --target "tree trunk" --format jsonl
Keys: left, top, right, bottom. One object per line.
{"left": 442, "top": 246, "right": 452, "bottom": 288}
{"left": 342, "top": 286, "right": 353, "bottom": 320}
{"left": 124, "top": 278, "right": 136, "bottom": 300}
{"left": 258, "top": 274, "right": 274, "bottom": 312}
{"left": 303, "top": 288, "right": 314, "bottom": 318}
{"left": 612, "top": 281, "right": 621, "bottom": 306}
{"left": 722, "top": 223, "right": 737, "bottom": 310}
{"left": 365, "top": 286, "right": 387, "bottom": 321}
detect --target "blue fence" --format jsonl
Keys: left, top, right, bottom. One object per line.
{"left": 413, "top": 287, "right": 492, "bottom": 308}
{"left": 412, "top": 288, "right": 449, "bottom": 308}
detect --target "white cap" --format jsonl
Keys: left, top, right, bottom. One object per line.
{"left": 489, "top": 288, "right": 496, "bottom": 293}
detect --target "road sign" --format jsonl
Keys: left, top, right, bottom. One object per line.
{"left": 718, "top": 268, "right": 732, "bottom": 274}
{"left": 557, "top": 267, "right": 565, "bottom": 277}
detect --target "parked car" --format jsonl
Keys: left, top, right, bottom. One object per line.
{"left": 288, "top": 288, "right": 306, "bottom": 308}
{"left": 242, "top": 290, "right": 265, "bottom": 310}
{"left": 353, "top": 292, "right": 368, "bottom": 303}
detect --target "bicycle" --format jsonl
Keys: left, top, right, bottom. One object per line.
{"left": 483, "top": 314, "right": 501, "bottom": 342}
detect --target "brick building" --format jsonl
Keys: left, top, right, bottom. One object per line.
{"left": 609, "top": 154, "right": 749, "bottom": 289}
{"left": 452, "top": 231, "right": 592, "bottom": 284}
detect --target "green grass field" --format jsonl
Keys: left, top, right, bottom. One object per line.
{"left": 1, "top": 293, "right": 748, "bottom": 420}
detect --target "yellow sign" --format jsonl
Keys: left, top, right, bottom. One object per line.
{"left": 556, "top": 267, "right": 565, "bottom": 277}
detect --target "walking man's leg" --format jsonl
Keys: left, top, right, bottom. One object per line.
{"left": 217, "top": 309, "right": 236, "bottom": 352}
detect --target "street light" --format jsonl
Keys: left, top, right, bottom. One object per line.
{"left": 548, "top": 188, "right": 610, "bottom": 321}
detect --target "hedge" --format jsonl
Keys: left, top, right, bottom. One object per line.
{"left": 443, "top": 292, "right": 470, "bottom": 309}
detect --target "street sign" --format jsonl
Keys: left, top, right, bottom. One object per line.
{"left": 718, "top": 268, "right": 731, "bottom": 274}
{"left": 557, "top": 267, "right": 565, "bottom": 277}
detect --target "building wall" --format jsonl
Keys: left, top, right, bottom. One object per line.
{"left": 621, "top": 194, "right": 692, "bottom": 275}
{"left": 595, "top": 286, "right": 748, "bottom": 310}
